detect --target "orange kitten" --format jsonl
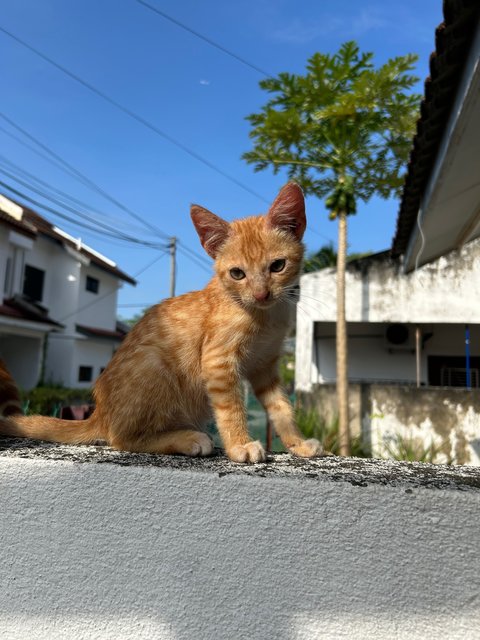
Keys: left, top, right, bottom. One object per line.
{"left": 0, "top": 183, "right": 322, "bottom": 463}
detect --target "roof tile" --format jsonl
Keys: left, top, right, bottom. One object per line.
{"left": 392, "top": 0, "right": 480, "bottom": 257}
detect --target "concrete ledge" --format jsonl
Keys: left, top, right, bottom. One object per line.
{"left": 1, "top": 436, "right": 480, "bottom": 491}
{"left": 1, "top": 437, "right": 480, "bottom": 640}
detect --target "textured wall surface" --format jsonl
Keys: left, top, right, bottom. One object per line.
{"left": 299, "top": 384, "right": 480, "bottom": 465}
{"left": 1, "top": 439, "right": 480, "bottom": 640}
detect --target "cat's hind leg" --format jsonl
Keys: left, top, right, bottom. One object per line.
{"left": 111, "top": 429, "right": 213, "bottom": 457}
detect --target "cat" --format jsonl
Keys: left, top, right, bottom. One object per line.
{"left": 0, "top": 182, "right": 322, "bottom": 463}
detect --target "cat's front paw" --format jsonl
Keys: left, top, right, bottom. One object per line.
{"left": 289, "top": 438, "right": 324, "bottom": 458}
{"left": 228, "top": 440, "right": 266, "bottom": 464}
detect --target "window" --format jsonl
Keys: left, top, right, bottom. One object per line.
{"left": 86, "top": 276, "right": 99, "bottom": 294}
{"left": 23, "top": 265, "right": 45, "bottom": 302}
{"left": 428, "top": 356, "right": 480, "bottom": 388}
{"left": 78, "top": 366, "right": 93, "bottom": 383}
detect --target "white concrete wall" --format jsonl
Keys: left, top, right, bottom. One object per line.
{"left": 0, "top": 334, "right": 42, "bottom": 390}
{"left": 313, "top": 323, "right": 480, "bottom": 385}
{"left": 72, "top": 338, "right": 116, "bottom": 388}
{"left": 365, "top": 385, "right": 480, "bottom": 466}
{"left": 296, "top": 239, "right": 480, "bottom": 391}
{"left": 37, "top": 237, "right": 121, "bottom": 386}
{"left": 0, "top": 448, "right": 479, "bottom": 640}
{"left": 299, "top": 238, "right": 480, "bottom": 325}
{"left": 45, "top": 336, "right": 117, "bottom": 388}
{"left": 76, "top": 267, "right": 119, "bottom": 331}
{"left": 44, "top": 240, "right": 82, "bottom": 334}
{"left": 33, "top": 237, "right": 118, "bottom": 333}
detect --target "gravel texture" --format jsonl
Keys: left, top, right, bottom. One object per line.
{"left": 1, "top": 435, "right": 479, "bottom": 491}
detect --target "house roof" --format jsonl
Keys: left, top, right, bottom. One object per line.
{"left": 0, "top": 295, "right": 63, "bottom": 328}
{"left": 392, "top": 0, "right": 480, "bottom": 260}
{"left": 76, "top": 323, "right": 129, "bottom": 341}
{"left": 0, "top": 194, "right": 136, "bottom": 285}
{"left": 0, "top": 208, "right": 37, "bottom": 239}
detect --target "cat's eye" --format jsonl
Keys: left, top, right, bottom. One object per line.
{"left": 270, "top": 259, "right": 286, "bottom": 273}
{"left": 230, "top": 267, "right": 246, "bottom": 280}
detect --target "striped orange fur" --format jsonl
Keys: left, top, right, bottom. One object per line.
{"left": 0, "top": 359, "right": 23, "bottom": 418}
{"left": 0, "top": 183, "right": 322, "bottom": 463}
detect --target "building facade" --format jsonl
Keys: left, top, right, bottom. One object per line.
{"left": 0, "top": 194, "right": 135, "bottom": 390}
{"left": 296, "top": 242, "right": 480, "bottom": 392}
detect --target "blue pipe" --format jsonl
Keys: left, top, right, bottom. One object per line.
{"left": 465, "top": 324, "right": 471, "bottom": 389}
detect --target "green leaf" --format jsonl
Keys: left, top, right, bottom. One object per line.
{"left": 242, "top": 40, "right": 421, "bottom": 216}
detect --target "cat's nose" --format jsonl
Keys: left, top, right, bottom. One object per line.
{"left": 253, "top": 290, "right": 270, "bottom": 302}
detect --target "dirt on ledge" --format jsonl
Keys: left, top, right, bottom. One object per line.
{"left": 1, "top": 435, "right": 480, "bottom": 492}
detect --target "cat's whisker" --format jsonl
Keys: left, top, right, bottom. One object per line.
{"left": 298, "top": 303, "right": 318, "bottom": 319}
{"left": 296, "top": 289, "right": 337, "bottom": 303}
{"left": 282, "top": 296, "right": 313, "bottom": 319}
{"left": 284, "top": 291, "right": 332, "bottom": 312}
{"left": 280, "top": 293, "right": 322, "bottom": 319}
{"left": 284, "top": 284, "right": 337, "bottom": 304}
{"left": 281, "top": 293, "right": 331, "bottom": 321}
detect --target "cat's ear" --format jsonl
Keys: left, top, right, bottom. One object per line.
{"left": 266, "top": 182, "right": 306, "bottom": 241}
{"left": 191, "top": 205, "right": 230, "bottom": 258}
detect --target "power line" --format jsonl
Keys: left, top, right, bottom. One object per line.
{"left": 0, "top": 134, "right": 213, "bottom": 266}
{"left": 0, "top": 178, "right": 167, "bottom": 249}
{"left": 0, "top": 154, "right": 155, "bottom": 236}
{"left": 0, "top": 162, "right": 167, "bottom": 248}
{"left": 0, "top": 112, "right": 226, "bottom": 267}
{"left": 0, "top": 124, "right": 85, "bottom": 182}
{"left": 0, "top": 111, "right": 171, "bottom": 240}
{"left": 176, "top": 244, "right": 212, "bottom": 274}
{"left": 177, "top": 240, "right": 211, "bottom": 267}
{"left": 0, "top": 25, "right": 270, "bottom": 205}
{"left": 135, "top": 0, "right": 271, "bottom": 78}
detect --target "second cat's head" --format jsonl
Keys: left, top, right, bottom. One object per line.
{"left": 191, "top": 183, "right": 306, "bottom": 309}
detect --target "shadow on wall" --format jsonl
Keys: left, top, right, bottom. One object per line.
{"left": 1, "top": 454, "right": 479, "bottom": 639}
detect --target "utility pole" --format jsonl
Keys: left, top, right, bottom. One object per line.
{"left": 169, "top": 237, "right": 177, "bottom": 298}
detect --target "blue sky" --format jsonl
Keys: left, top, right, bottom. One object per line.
{"left": 1, "top": 0, "right": 443, "bottom": 317}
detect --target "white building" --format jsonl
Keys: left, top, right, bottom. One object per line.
{"left": 297, "top": 241, "right": 480, "bottom": 391}
{"left": 0, "top": 194, "right": 135, "bottom": 390}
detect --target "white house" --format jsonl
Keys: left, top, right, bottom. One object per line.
{"left": 295, "top": 1, "right": 480, "bottom": 464}
{"left": 0, "top": 193, "right": 136, "bottom": 390}
{"left": 297, "top": 241, "right": 480, "bottom": 392}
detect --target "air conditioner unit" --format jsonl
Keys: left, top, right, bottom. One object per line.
{"left": 384, "top": 323, "right": 414, "bottom": 353}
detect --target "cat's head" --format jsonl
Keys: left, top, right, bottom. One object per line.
{"left": 191, "top": 183, "right": 306, "bottom": 309}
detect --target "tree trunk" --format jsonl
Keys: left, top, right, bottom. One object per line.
{"left": 336, "top": 211, "right": 350, "bottom": 456}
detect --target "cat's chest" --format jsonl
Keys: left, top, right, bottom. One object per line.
{"left": 241, "top": 312, "right": 291, "bottom": 375}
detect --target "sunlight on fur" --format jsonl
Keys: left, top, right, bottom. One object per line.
{"left": 0, "top": 183, "right": 323, "bottom": 463}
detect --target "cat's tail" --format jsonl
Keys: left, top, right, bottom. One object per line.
{"left": 0, "top": 359, "right": 100, "bottom": 445}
